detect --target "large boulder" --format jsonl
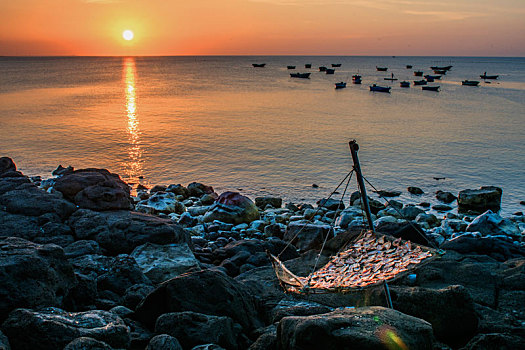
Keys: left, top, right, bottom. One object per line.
{"left": 130, "top": 243, "right": 200, "bottom": 285}
{"left": 0, "top": 211, "right": 41, "bottom": 241}
{"left": 0, "top": 186, "right": 76, "bottom": 219}
{"left": 283, "top": 222, "right": 333, "bottom": 252}
{"left": 458, "top": 186, "right": 502, "bottom": 212}
{"left": 0, "top": 157, "right": 16, "bottom": 175}
{"left": 277, "top": 306, "right": 434, "bottom": 350}
{"left": 63, "top": 337, "right": 113, "bottom": 350}
{"left": 96, "top": 254, "right": 152, "bottom": 296}
{"left": 146, "top": 334, "right": 183, "bottom": 350}
{"left": 1, "top": 307, "right": 130, "bottom": 350}
{"left": 466, "top": 210, "right": 521, "bottom": 238}
{"left": 134, "top": 269, "right": 262, "bottom": 331}
{"left": 68, "top": 209, "right": 191, "bottom": 255}
{"left": 54, "top": 168, "right": 132, "bottom": 211}
{"left": 203, "top": 192, "right": 260, "bottom": 225}
{"left": 187, "top": 182, "right": 215, "bottom": 198}
{"left": 136, "top": 192, "right": 186, "bottom": 215}
{"left": 0, "top": 237, "right": 76, "bottom": 321}
{"left": 441, "top": 235, "right": 525, "bottom": 261}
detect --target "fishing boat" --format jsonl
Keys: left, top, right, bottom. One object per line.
{"left": 406, "top": 65, "right": 413, "bottom": 69}
{"left": 287, "top": 65, "right": 296, "bottom": 69}
{"left": 384, "top": 73, "right": 398, "bottom": 81}
{"left": 399, "top": 81, "right": 410, "bottom": 88}
{"left": 376, "top": 66, "right": 388, "bottom": 71}
{"left": 425, "top": 75, "right": 442, "bottom": 80}
{"left": 369, "top": 84, "right": 391, "bottom": 93}
{"left": 305, "top": 64, "right": 312, "bottom": 68}
{"left": 422, "top": 86, "right": 440, "bottom": 91}
{"left": 414, "top": 71, "right": 423, "bottom": 76}
{"left": 252, "top": 63, "right": 266, "bottom": 68}
{"left": 433, "top": 69, "right": 447, "bottom": 75}
{"left": 335, "top": 82, "right": 347, "bottom": 89}
{"left": 332, "top": 63, "right": 342, "bottom": 67}
{"left": 352, "top": 74, "right": 362, "bottom": 84}
{"left": 325, "top": 68, "right": 335, "bottom": 74}
{"left": 425, "top": 76, "right": 434, "bottom": 82}
{"left": 480, "top": 72, "right": 499, "bottom": 79}
{"left": 462, "top": 80, "right": 480, "bottom": 86}
{"left": 430, "top": 65, "right": 452, "bottom": 71}
{"left": 413, "top": 80, "right": 427, "bottom": 86}
{"left": 290, "top": 72, "right": 311, "bottom": 79}
{"left": 319, "top": 66, "right": 327, "bottom": 72}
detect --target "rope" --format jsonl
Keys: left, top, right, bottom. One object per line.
{"left": 278, "top": 170, "right": 354, "bottom": 258}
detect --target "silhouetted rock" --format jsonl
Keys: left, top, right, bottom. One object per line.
{"left": 407, "top": 186, "right": 424, "bottom": 195}
{"left": 146, "top": 334, "right": 183, "bottom": 350}
{"left": 0, "top": 157, "right": 16, "bottom": 175}
{"left": 458, "top": 186, "right": 502, "bottom": 213}
{"left": 187, "top": 182, "right": 215, "bottom": 197}
{"left": 436, "top": 190, "right": 456, "bottom": 203}
{"left": 255, "top": 196, "right": 282, "bottom": 209}
{"left": 466, "top": 210, "right": 521, "bottom": 238}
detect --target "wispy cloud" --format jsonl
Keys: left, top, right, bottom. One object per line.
{"left": 404, "top": 10, "right": 486, "bottom": 21}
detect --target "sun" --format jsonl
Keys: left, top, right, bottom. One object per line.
{"left": 122, "top": 30, "right": 134, "bottom": 41}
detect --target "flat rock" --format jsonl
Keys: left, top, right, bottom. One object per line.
{"left": 407, "top": 186, "right": 424, "bottom": 195}
{"left": 283, "top": 222, "right": 333, "bottom": 252}
{"left": 441, "top": 235, "right": 525, "bottom": 261}
{"left": 458, "top": 186, "right": 502, "bottom": 213}
{"left": 466, "top": 210, "right": 521, "bottom": 238}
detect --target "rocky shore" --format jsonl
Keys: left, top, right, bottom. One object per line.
{"left": 0, "top": 156, "right": 524, "bottom": 350}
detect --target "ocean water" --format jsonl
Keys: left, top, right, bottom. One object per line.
{"left": 1, "top": 56, "right": 524, "bottom": 215}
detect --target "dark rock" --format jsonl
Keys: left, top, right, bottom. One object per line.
{"left": 33, "top": 234, "right": 75, "bottom": 247}
{"left": 54, "top": 168, "right": 132, "bottom": 211}
{"left": 203, "top": 192, "right": 260, "bottom": 225}
{"left": 146, "top": 334, "right": 183, "bottom": 350}
{"left": 407, "top": 186, "right": 424, "bottom": 195}
{"left": 419, "top": 202, "right": 431, "bottom": 208}
{"left": 0, "top": 330, "right": 10, "bottom": 350}
{"left": 436, "top": 190, "right": 456, "bottom": 203}
{"left": 377, "top": 221, "right": 432, "bottom": 246}
{"left": 466, "top": 210, "right": 521, "bottom": 238}
{"left": 136, "top": 192, "right": 186, "bottom": 215}
{"left": 400, "top": 205, "right": 425, "bottom": 220}
{"left": 521, "top": 201, "right": 525, "bottom": 206}
{"left": 311, "top": 184, "right": 319, "bottom": 188}
{"left": 432, "top": 204, "right": 453, "bottom": 211}
{"left": 134, "top": 269, "right": 263, "bottom": 331}
{"left": 68, "top": 209, "right": 191, "bottom": 255}
{"left": 166, "top": 184, "right": 189, "bottom": 198}
{"left": 277, "top": 306, "right": 434, "bottom": 350}
{"left": 97, "top": 255, "right": 152, "bottom": 296}
{"left": 214, "top": 239, "right": 298, "bottom": 266}
{"left": 460, "top": 333, "right": 525, "bottom": 350}
{"left": 68, "top": 254, "right": 113, "bottom": 278}
{"left": 284, "top": 222, "right": 333, "bottom": 252}
{"left": 441, "top": 235, "right": 525, "bottom": 261}
{"left": 200, "top": 193, "right": 218, "bottom": 205}
{"left": 458, "top": 186, "right": 502, "bottom": 212}
{"left": 64, "top": 273, "right": 98, "bottom": 311}
{"left": 155, "top": 311, "right": 240, "bottom": 350}
{"left": 192, "top": 345, "right": 226, "bottom": 350}
{"left": 0, "top": 237, "right": 76, "bottom": 321}
{"left": 64, "top": 240, "right": 101, "bottom": 258}
{"left": 270, "top": 300, "right": 332, "bottom": 323}
{"left": 374, "top": 190, "right": 401, "bottom": 197}
{"left": 264, "top": 224, "right": 285, "bottom": 239}
{"left": 187, "top": 182, "right": 215, "bottom": 197}
{"left": 386, "top": 199, "right": 404, "bottom": 210}
{"left": 316, "top": 198, "right": 344, "bottom": 211}
{"left": 255, "top": 196, "right": 282, "bottom": 209}
{"left": 52, "top": 165, "right": 74, "bottom": 177}
{"left": 63, "top": 337, "right": 112, "bottom": 350}
{"left": 122, "top": 284, "right": 155, "bottom": 310}
{"left": 0, "top": 211, "right": 41, "bottom": 241}
{"left": 1, "top": 307, "right": 130, "bottom": 350}
{"left": 248, "top": 325, "right": 277, "bottom": 350}
{"left": 0, "top": 186, "right": 76, "bottom": 219}
{"left": 0, "top": 157, "right": 16, "bottom": 175}
{"left": 150, "top": 185, "right": 167, "bottom": 193}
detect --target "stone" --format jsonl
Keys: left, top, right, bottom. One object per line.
{"left": 441, "top": 235, "right": 525, "bottom": 261}
{"left": 0, "top": 157, "right": 16, "bottom": 174}
{"left": 270, "top": 300, "right": 332, "bottom": 323}
{"left": 283, "top": 222, "right": 333, "bottom": 252}
{"left": 441, "top": 219, "right": 468, "bottom": 233}
{"left": 54, "top": 168, "right": 132, "bottom": 211}
{"left": 68, "top": 209, "right": 191, "bottom": 255}
{"left": 155, "top": 311, "right": 240, "bottom": 350}
{"left": 203, "top": 192, "right": 260, "bottom": 225}
{"left": 373, "top": 190, "right": 401, "bottom": 197}
{"left": 166, "top": 184, "right": 189, "bottom": 198}
{"left": 64, "top": 240, "right": 101, "bottom": 258}
{"left": 0, "top": 330, "right": 10, "bottom": 350}
{"left": 130, "top": 243, "right": 200, "bottom": 284}
{"left": 432, "top": 204, "right": 453, "bottom": 212}
{"left": 136, "top": 191, "right": 186, "bottom": 215}
{"left": 150, "top": 185, "right": 167, "bottom": 193}
{"left": 63, "top": 337, "right": 113, "bottom": 350}
{"left": 466, "top": 210, "right": 521, "bottom": 238}
{"left": 1, "top": 307, "right": 130, "bottom": 350}
{"left": 134, "top": 269, "right": 263, "bottom": 331}
{"left": 96, "top": 254, "right": 152, "bottom": 296}
{"left": 255, "top": 196, "right": 282, "bottom": 209}
{"left": 416, "top": 213, "right": 440, "bottom": 227}
{"left": 0, "top": 237, "right": 76, "bottom": 321}
{"left": 201, "top": 193, "right": 218, "bottom": 205}
{"left": 146, "top": 334, "right": 183, "bottom": 350}
{"left": 277, "top": 306, "right": 434, "bottom": 350}
{"left": 0, "top": 211, "right": 41, "bottom": 241}
{"left": 460, "top": 333, "right": 525, "bottom": 350}
{"left": 458, "top": 186, "right": 502, "bottom": 212}
{"left": 400, "top": 205, "right": 425, "bottom": 220}
{"left": 386, "top": 199, "right": 404, "bottom": 210}
{"left": 333, "top": 211, "right": 358, "bottom": 229}
{"left": 316, "top": 198, "right": 344, "bottom": 211}
{"left": 122, "top": 284, "right": 154, "bottom": 310}
{"left": 191, "top": 345, "right": 225, "bottom": 350}
{"left": 376, "top": 221, "right": 432, "bottom": 246}
{"left": 187, "top": 182, "right": 215, "bottom": 197}
{"left": 436, "top": 190, "right": 456, "bottom": 203}
{"left": 52, "top": 165, "right": 74, "bottom": 177}
{"left": 407, "top": 186, "right": 424, "bottom": 195}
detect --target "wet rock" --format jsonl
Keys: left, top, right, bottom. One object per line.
{"left": 416, "top": 213, "right": 440, "bottom": 227}
{"left": 352, "top": 197, "right": 385, "bottom": 214}
{"left": 166, "top": 184, "right": 189, "bottom": 198}
{"left": 441, "top": 235, "right": 525, "bottom": 261}
{"left": 187, "top": 182, "right": 215, "bottom": 197}
{"left": 432, "top": 204, "right": 453, "bottom": 212}
{"left": 316, "top": 198, "right": 344, "bottom": 211}
{"left": 146, "top": 334, "right": 183, "bottom": 350}
{"left": 52, "top": 165, "right": 74, "bottom": 177}
{"left": 436, "top": 190, "right": 456, "bottom": 204}
{"left": 0, "top": 211, "right": 41, "bottom": 241}
{"left": 277, "top": 306, "right": 434, "bottom": 350}
{"left": 150, "top": 185, "right": 167, "bottom": 193}
{"left": 130, "top": 243, "right": 200, "bottom": 284}
{"left": 136, "top": 192, "right": 186, "bottom": 215}
{"left": 54, "top": 168, "right": 132, "bottom": 211}
{"left": 0, "top": 157, "right": 16, "bottom": 174}
{"left": 283, "top": 222, "right": 333, "bottom": 252}
{"left": 155, "top": 311, "right": 240, "bottom": 350}
{"left": 96, "top": 255, "right": 152, "bottom": 296}
{"left": 1, "top": 307, "right": 130, "bottom": 350}
{"left": 135, "top": 269, "right": 263, "bottom": 331}
{"left": 203, "top": 192, "right": 260, "bottom": 225}
{"left": 466, "top": 210, "right": 521, "bottom": 238}
{"left": 255, "top": 196, "right": 282, "bottom": 209}
{"left": 458, "top": 186, "right": 502, "bottom": 213}
{"left": 63, "top": 337, "right": 113, "bottom": 350}
{"left": 400, "top": 205, "right": 425, "bottom": 220}
{"left": 407, "top": 186, "right": 424, "bottom": 195}
{"left": 373, "top": 190, "right": 401, "bottom": 197}
{"left": 0, "top": 237, "right": 76, "bottom": 321}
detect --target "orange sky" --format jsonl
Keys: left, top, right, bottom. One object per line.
{"left": 1, "top": 0, "right": 524, "bottom": 56}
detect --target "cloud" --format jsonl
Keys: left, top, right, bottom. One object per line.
{"left": 403, "top": 10, "right": 485, "bottom": 21}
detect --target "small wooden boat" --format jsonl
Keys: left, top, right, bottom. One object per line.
{"left": 376, "top": 66, "right": 388, "bottom": 71}
{"left": 425, "top": 76, "right": 434, "bottom": 82}
{"left": 305, "top": 64, "right": 312, "bottom": 68}
{"left": 399, "top": 81, "right": 410, "bottom": 88}
{"left": 433, "top": 69, "right": 447, "bottom": 75}
{"left": 406, "top": 65, "right": 413, "bottom": 69}
{"left": 370, "top": 84, "right": 391, "bottom": 93}
{"left": 325, "top": 68, "right": 335, "bottom": 74}
{"left": 425, "top": 75, "right": 442, "bottom": 80}
{"left": 414, "top": 71, "right": 423, "bottom": 76}
{"left": 335, "top": 82, "right": 347, "bottom": 89}
{"left": 290, "top": 72, "right": 311, "bottom": 79}
{"left": 252, "top": 63, "right": 266, "bottom": 68}
{"left": 422, "top": 86, "right": 440, "bottom": 91}
{"left": 462, "top": 80, "right": 480, "bottom": 86}
{"left": 384, "top": 73, "right": 398, "bottom": 81}
{"left": 287, "top": 65, "right": 296, "bottom": 69}
{"left": 480, "top": 72, "right": 498, "bottom": 79}
{"left": 430, "top": 65, "right": 452, "bottom": 71}
{"left": 319, "top": 66, "right": 327, "bottom": 72}
{"left": 332, "top": 63, "right": 342, "bottom": 67}
{"left": 352, "top": 74, "right": 362, "bottom": 84}
{"left": 413, "top": 80, "right": 427, "bottom": 86}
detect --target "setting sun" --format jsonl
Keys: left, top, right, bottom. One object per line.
{"left": 122, "top": 30, "right": 134, "bottom": 41}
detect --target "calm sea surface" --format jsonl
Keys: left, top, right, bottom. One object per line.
{"left": 1, "top": 56, "right": 524, "bottom": 215}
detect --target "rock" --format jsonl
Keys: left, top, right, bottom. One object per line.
{"left": 0, "top": 237, "right": 76, "bottom": 321}
{"left": 200, "top": 193, "right": 218, "bottom": 205}
{"left": 191, "top": 345, "right": 225, "bottom": 350}
{"left": 134, "top": 269, "right": 263, "bottom": 331}
{"left": 52, "top": 165, "right": 74, "bottom": 177}
{"left": 166, "top": 184, "right": 189, "bottom": 198}
{"left": 255, "top": 196, "right": 282, "bottom": 209}
{"left": 400, "top": 205, "right": 425, "bottom": 220}
{"left": 391, "top": 285, "right": 478, "bottom": 348}
{"left": 0, "top": 157, "right": 16, "bottom": 174}
{"left": 386, "top": 199, "right": 404, "bottom": 210}
{"left": 122, "top": 284, "right": 154, "bottom": 310}
{"left": 441, "top": 235, "right": 525, "bottom": 261}
{"left": 458, "top": 186, "right": 502, "bottom": 212}
{"left": 373, "top": 190, "right": 401, "bottom": 197}
{"left": 248, "top": 326, "right": 277, "bottom": 350}
{"left": 155, "top": 311, "right": 240, "bottom": 350}
{"left": 283, "top": 222, "right": 333, "bottom": 252}
{"left": 146, "top": 334, "right": 183, "bottom": 350}
{"left": 150, "top": 185, "right": 167, "bottom": 193}
{"left": 187, "top": 182, "right": 215, "bottom": 197}
{"left": 441, "top": 219, "right": 467, "bottom": 233}
{"left": 136, "top": 192, "right": 186, "bottom": 215}
{"left": 54, "top": 168, "right": 132, "bottom": 211}
{"left": 436, "top": 190, "right": 456, "bottom": 203}
{"left": 68, "top": 254, "right": 113, "bottom": 278}
{"left": 97, "top": 255, "right": 152, "bottom": 296}
{"left": 334, "top": 212, "right": 356, "bottom": 229}
{"left": 63, "top": 272, "right": 98, "bottom": 311}
{"left": 316, "top": 198, "right": 344, "bottom": 211}
{"left": 64, "top": 240, "right": 101, "bottom": 258}
{"left": 352, "top": 197, "right": 385, "bottom": 214}
{"left": 130, "top": 243, "right": 200, "bottom": 284}
{"left": 270, "top": 300, "right": 332, "bottom": 323}
{"left": 203, "top": 192, "right": 260, "bottom": 225}
{"left": 0, "top": 211, "right": 41, "bottom": 241}
{"left": 460, "top": 333, "right": 525, "bottom": 350}
{"left": 63, "top": 337, "right": 113, "bottom": 350}
{"left": 1, "top": 307, "right": 130, "bottom": 350}
{"left": 376, "top": 221, "right": 432, "bottom": 246}
{"left": 432, "top": 204, "right": 453, "bottom": 212}
{"left": 68, "top": 209, "right": 191, "bottom": 255}
{"left": 466, "top": 210, "right": 521, "bottom": 238}
{"left": 415, "top": 213, "right": 439, "bottom": 227}
{"left": 0, "top": 330, "right": 10, "bottom": 350}
{"left": 407, "top": 186, "right": 424, "bottom": 195}
{"left": 277, "top": 306, "right": 434, "bottom": 350}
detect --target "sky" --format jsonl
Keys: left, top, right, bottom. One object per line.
{"left": 1, "top": 0, "right": 524, "bottom": 56}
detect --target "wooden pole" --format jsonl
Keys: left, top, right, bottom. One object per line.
{"left": 349, "top": 140, "right": 375, "bottom": 232}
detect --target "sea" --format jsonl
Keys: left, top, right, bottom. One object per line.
{"left": 1, "top": 56, "right": 524, "bottom": 215}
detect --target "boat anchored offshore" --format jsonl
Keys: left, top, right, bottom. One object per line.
{"left": 413, "top": 80, "right": 427, "bottom": 86}
{"left": 462, "top": 80, "right": 480, "bottom": 86}
{"left": 305, "top": 64, "right": 312, "bottom": 68}
{"left": 287, "top": 65, "right": 296, "bottom": 69}
{"left": 325, "top": 68, "right": 335, "bottom": 74}
{"left": 352, "top": 74, "right": 362, "bottom": 84}
{"left": 399, "top": 81, "right": 410, "bottom": 88}
{"left": 252, "top": 63, "right": 266, "bottom": 67}
{"left": 335, "top": 82, "right": 347, "bottom": 89}
{"left": 430, "top": 65, "right": 452, "bottom": 71}
{"left": 332, "top": 63, "right": 342, "bottom": 67}
{"left": 376, "top": 66, "right": 388, "bottom": 71}
{"left": 422, "top": 85, "right": 440, "bottom": 91}
{"left": 480, "top": 72, "right": 499, "bottom": 79}
{"left": 290, "top": 72, "right": 311, "bottom": 79}
{"left": 414, "top": 71, "right": 423, "bottom": 76}
{"left": 384, "top": 73, "right": 398, "bottom": 81}
{"left": 370, "top": 84, "right": 391, "bottom": 93}
{"left": 319, "top": 66, "right": 327, "bottom": 72}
